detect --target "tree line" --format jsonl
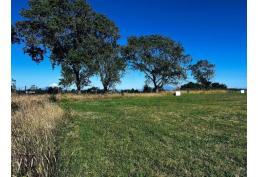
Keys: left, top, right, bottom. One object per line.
{"left": 12, "top": 0, "right": 222, "bottom": 93}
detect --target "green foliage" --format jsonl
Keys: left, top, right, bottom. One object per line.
{"left": 211, "top": 82, "right": 227, "bottom": 89}
{"left": 121, "top": 88, "right": 140, "bottom": 93}
{"left": 143, "top": 84, "right": 153, "bottom": 92}
{"left": 57, "top": 94, "right": 246, "bottom": 176}
{"left": 99, "top": 57, "right": 126, "bottom": 92}
{"left": 181, "top": 81, "right": 227, "bottom": 90}
{"left": 59, "top": 63, "right": 94, "bottom": 92}
{"left": 13, "top": 1, "right": 219, "bottom": 93}
{"left": 97, "top": 50, "right": 126, "bottom": 92}
{"left": 181, "top": 82, "right": 203, "bottom": 90}
{"left": 123, "top": 35, "right": 191, "bottom": 92}
{"left": 191, "top": 59, "right": 215, "bottom": 86}
{"left": 13, "top": 0, "right": 120, "bottom": 92}
{"left": 93, "top": 14, "right": 125, "bottom": 92}
{"left": 48, "top": 87, "right": 60, "bottom": 94}
{"left": 11, "top": 25, "right": 20, "bottom": 44}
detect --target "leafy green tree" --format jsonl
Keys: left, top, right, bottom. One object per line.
{"left": 94, "top": 14, "right": 125, "bottom": 92}
{"left": 191, "top": 60, "right": 215, "bottom": 87}
{"left": 123, "top": 35, "right": 191, "bottom": 92}
{"left": 13, "top": 0, "right": 117, "bottom": 93}
{"left": 97, "top": 50, "right": 126, "bottom": 92}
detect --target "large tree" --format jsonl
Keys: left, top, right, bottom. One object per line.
{"left": 191, "top": 59, "right": 215, "bottom": 87}
{"left": 13, "top": 0, "right": 117, "bottom": 93}
{"left": 97, "top": 48, "right": 126, "bottom": 92}
{"left": 123, "top": 35, "right": 191, "bottom": 92}
{"left": 94, "top": 15, "right": 125, "bottom": 92}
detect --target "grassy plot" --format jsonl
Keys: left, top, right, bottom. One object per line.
{"left": 57, "top": 93, "right": 246, "bottom": 177}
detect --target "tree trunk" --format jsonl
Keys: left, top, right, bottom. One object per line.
{"left": 103, "top": 85, "right": 108, "bottom": 93}
{"left": 153, "top": 80, "right": 159, "bottom": 93}
{"left": 152, "top": 75, "right": 159, "bottom": 93}
{"left": 153, "top": 86, "right": 159, "bottom": 93}
{"left": 73, "top": 68, "right": 81, "bottom": 94}
{"left": 75, "top": 81, "right": 81, "bottom": 94}
{"left": 76, "top": 85, "right": 81, "bottom": 94}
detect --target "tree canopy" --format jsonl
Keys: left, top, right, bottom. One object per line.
{"left": 94, "top": 14, "right": 125, "bottom": 92}
{"left": 123, "top": 35, "right": 191, "bottom": 92}
{"left": 12, "top": 1, "right": 220, "bottom": 92}
{"left": 191, "top": 59, "right": 215, "bottom": 86}
{"left": 180, "top": 81, "right": 226, "bottom": 90}
{"left": 13, "top": 0, "right": 119, "bottom": 93}
{"left": 97, "top": 47, "right": 126, "bottom": 92}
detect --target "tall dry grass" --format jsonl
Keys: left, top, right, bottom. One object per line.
{"left": 59, "top": 90, "right": 228, "bottom": 101}
{"left": 59, "top": 92, "right": 172, "bottom": 101}
{"left": 11, "top": 94, "right": 67, "bottom": 177}
{"left": 184, "top": 89, "right": 228, "bottom": 94}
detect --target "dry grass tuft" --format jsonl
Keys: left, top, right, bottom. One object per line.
{"left": 11, "top": 94, "right": 66, "bottom": 177}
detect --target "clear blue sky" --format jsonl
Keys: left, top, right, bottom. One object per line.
{"left": 11, "top": 0, "right": 247, "bottom": 90}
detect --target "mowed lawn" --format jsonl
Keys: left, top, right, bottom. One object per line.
{"left": 57, "top": 93, "right": 246, "bottom": 177}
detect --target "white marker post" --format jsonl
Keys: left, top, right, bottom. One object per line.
{"left": 175, "top": 91, "right": 181, "bottom": 96}
{"left": 240, "top": 89, "right": 245, "bottom": 94}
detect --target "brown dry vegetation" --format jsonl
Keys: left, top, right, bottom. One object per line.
{"left": 183, "top": 89, "right": 228, "bottom": 94}
{"left": 59, "top": 90, "right": 228, "bottom": 101}
{"left": 11, "top": 94, "right": 67, "bottom": 177}
{"left": 59, "top": 92, "right": 171, "bottom": 101}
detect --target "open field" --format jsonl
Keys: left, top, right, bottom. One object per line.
{"left": 56, "top": 93, "right": 246, "bottom": 177}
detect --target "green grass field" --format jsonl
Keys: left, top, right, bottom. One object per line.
{"left": 57, "top": 93, "right": 246, "bottom": 177}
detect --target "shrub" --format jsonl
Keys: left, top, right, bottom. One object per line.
{"left": 48, "top": 87, "right": 60, "bottom": 94}
{"left": 211, "top": 82, "right": 227, "bottom": 89}
{"left": 121, "top": 88, "right": 140, "bottom": 93}
{"left": 143, "top": 84, "right": 153, "bottom": 93}
{"left": 181, "top": 82, "right": 227, "bottom": 90}
{"left": 49, "top": 94, "right": 57, "bottom": 102}
{"left": 11, "top": 101, "right": 19, "bottom": 113}
{"left": 181, "top": 82, "right": 202, "bottom": 90}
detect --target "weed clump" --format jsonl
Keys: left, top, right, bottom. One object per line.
{"left": 49, "top": 94, "right": 57, "bottom": 102}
